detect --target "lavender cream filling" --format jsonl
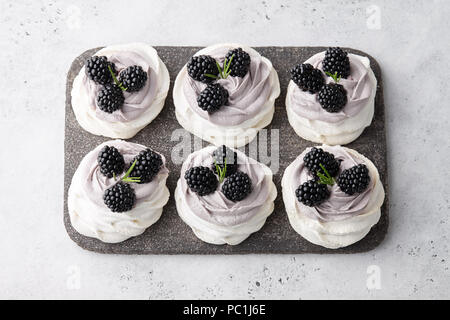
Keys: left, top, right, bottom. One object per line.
{"left": 290, "top": 52, "right": 375, "bottom": 124}
{"left": 183, "top": 46, "right": 273, "bottom": 126}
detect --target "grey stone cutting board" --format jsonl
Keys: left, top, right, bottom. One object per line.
{"left": 64, "top": 46, "right": 388, "bottom": 254}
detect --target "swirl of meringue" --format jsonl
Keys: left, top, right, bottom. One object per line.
{"left": 183, "top": 45, "right": 274, "bottom": 126}
{"left": 289, "top": 52, "right": 376, "bottom": 124}
{"left": 288, "top": 145, "right": 382, "bottom": 221}
{"left": 175, "top": 146, "right": 277, "bottom": 245}
{"left": 71, "top": 43, "right": 170, "bottom": 139}
{"left": 174, "top": 43, "right": 280, "bottom": 148}
{"left": 179, "top": 146, "right": 272, "bottom": 226}
{"left": 281, "top": 145, "right": 385, "bottom": 249}
{"left": 68, "top": 140, "right": 170, "bottom": 243}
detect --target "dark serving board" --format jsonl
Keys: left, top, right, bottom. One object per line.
{"left": 64, "top": 46, "right": 388, "bottom": 254}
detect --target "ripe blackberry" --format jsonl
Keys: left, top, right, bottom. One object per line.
{"left": 295, "top": 179, "right": 330, "bottom": 207}
{"left": 97, "top": 85, "right": 125, "bottom": 113}
{"left": 103, "top": 182, "right": 136, "bottom": 212}
{"left": 290, "top": 63, "right": 324, "bottom": 94}
{"left": 128, "top": 148, "right": 163, "bottom": 184}
{"left": 225, "top": 48, "right": 251, "bottom": 77}
{"left": 197, "top": 83, "right": 229, "bottom": 113}
{"left": 187, "top": 55, "right": 218, "bottom": 83}
{"left": 222, "top": 171, "right": 252, "bottom": 202}
{"left": 337, "top": 164, "right": 370, "bottom": 195}
{"left": 318, "top": 83, "right": 347, "bottom": 113}
{"left": 118, "top": 65, "right": 148, "bottom": 92}
{"left": 184, "top": 166, "right": 218, "bottom": 196}
{"left": 303, "top": 147, "right": 340, "bottom": 179}
{"left": 97, "top": 145, "right": 125, "bottom": 178}
{"left": 322, "top": 47, "right": 350, "bottom": 79}
{"left": 211, "top": 145, "right": 238, "bottom": 177}
{"left": 85, "top": 55, "right": 116, "bottom": 85}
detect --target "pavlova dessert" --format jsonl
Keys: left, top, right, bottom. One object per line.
{"left": 71, "top": 43, "right": 170, "bottom": 139}
{"left": 286, "top": 47, "right": 377, "bottom": 145}
{"left": 173, "top": 43, "right": 280, "bottom": 148}
{"left": 68, "top": 140, "right": 170, "bottom": 243}
{"left": 175, "top": 145, "right": 277, "bottom": 245}
{"left": 281, "top": 145, "right": 385, "bottom": 249}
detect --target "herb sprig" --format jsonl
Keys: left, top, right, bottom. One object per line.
{"left": 214, "top": 159, "right": 227, "bottom": 183}
{"left": 317, "top": 163, "right": 335, "bottom": 186}
{"left": 108, "top": 65, "right": 128, "bottom": 91}
{"left": 113, "top": 159, "right": 141, "bottom": 183}
{"left": 325, "top": 71, "right": 341, "bottom": 84}
{"left": 205, "top": 54, "right": 235, "bottom": 80}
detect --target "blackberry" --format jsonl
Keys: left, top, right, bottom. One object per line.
{"left": 337, "top": 164, "right": 370, "bottom": 195}
{"left": 97, "top": 145, "right": 125, "bottom": 178}
{"left": 225, "top": 48, "right": 251, "bottom": 77}
{"left": 184, "top": 166, "right": 218, "bottom": 196}
{"left": 318, "top": 83, "right": 347, "bottom": 113}
{"left": 295, "top": 179, "right": 330, "bottom": 207}
{"left": 222, "top": 171, "right": 252, "bottom": 202}
{"left": 211, "top": 145, "right": 238, "bottom": 177}
{"left": 197, "top": 83, "right": 229, "bottom": 113}
{"left": 303, "top": 147, "right": 340, "bottom": 179}
{"left": 103, "top": 182, "right": 136, "bottom": 212}
{"left": 97, "top": 85, "right": 124, "bottom": 113}
{"left": 290, "top": 63, "right": 324, "bottom": 94}
{"left": 85, "top": 55, "right": 116, "bottom": 85}
{"left": 128, "top": 148, "right": 163, "bottom": 184}
{"left": 118, "top": 65, "right": 148, "bottom": 92}
{"left": 322, "top": 47, "right": 350, "bottom": 79}
{"left": 187, "top": 55, "right": 218, "bottom": 83}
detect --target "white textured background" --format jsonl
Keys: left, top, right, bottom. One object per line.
{"left": 0, "top": 0, "right": 449, "bottom": 299}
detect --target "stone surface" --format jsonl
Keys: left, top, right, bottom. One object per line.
{"left": 64, "top": 46, "right": 388, "bottom": 254}
{"left": 1, "top": 0, "right": 449, "bottom": 299}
